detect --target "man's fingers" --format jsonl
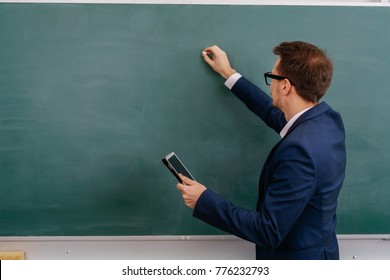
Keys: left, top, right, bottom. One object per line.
{"left": 176, "top": 181, "right": 184, "bottom": 190}
{"left": 201, "top": 45, "right": 234, "bottom": 79}
{"left": 179, "top": 174, "right": 195, "bottom": 185}
{"left": 202, "top": 52, "right": 214, "bottom": 66}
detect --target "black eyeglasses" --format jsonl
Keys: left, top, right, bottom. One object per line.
{"left": 264, "top": 72, "right": 295, "bottom": 86}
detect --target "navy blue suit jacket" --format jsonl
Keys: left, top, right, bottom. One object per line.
{"left": 193, "top": 77, "right": 346, "bottom": 260}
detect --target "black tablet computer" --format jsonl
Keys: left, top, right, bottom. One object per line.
{"left": 162, "top": 152, "right": 195, "bottom": 183}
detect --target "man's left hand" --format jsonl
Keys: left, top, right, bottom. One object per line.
{"left": 176, "top": 175, "right": 207, "bottom": 209}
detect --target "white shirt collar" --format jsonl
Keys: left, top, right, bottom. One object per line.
{"left": 279, "top": 107, "right": 313, "bottom": 138}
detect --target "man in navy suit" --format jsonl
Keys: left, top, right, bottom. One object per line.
{"left": 176, "top": 42, "right": 346, "bottom": 260}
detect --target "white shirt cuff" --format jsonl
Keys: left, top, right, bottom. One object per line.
{"left": 224, "top": 73, "right": 242, "bottom": 90}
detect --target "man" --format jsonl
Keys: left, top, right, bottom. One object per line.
{"left": 176, "top": 42, "right": 346, "bottom": 260}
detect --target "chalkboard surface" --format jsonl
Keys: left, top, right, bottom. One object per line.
{"left": 0, "top": 4, "right": 389, "bottom": 236}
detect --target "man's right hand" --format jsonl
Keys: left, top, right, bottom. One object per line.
{"left": 202, "top": 45, "right": 237, "bottom": 80}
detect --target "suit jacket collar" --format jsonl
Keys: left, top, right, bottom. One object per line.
{"left": 284, "top": 102, "right": 330, "bottom": 138}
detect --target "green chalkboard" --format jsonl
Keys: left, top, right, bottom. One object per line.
{"left": 0, "top": 4, "right": 389, "bottom": 236}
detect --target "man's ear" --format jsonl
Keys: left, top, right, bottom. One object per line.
{"left": 282, "top": 79, "right": 292, "bottom": 95}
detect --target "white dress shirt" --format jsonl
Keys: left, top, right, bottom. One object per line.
{"left": 279, "top": 107, "right": 312, "bottom": 138}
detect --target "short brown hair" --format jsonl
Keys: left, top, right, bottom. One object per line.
{"left": 273, "top": 41, "right": 333, "bottom": 103}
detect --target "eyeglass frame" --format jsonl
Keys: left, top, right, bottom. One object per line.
{"left": 264, "top": 71, "right": 295, "bottom": 86}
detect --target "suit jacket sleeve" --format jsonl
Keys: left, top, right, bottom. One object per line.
{"left": 193, "top": 142, "right": 317, "bottom": 248}
{"left": 230, "top": 76, "right": 287, "bottom": 133}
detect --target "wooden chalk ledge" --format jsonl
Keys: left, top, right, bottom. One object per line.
{"left": 0, "top": 251, "right": 25, "bottom": 260}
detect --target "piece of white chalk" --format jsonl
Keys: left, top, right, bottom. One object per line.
{"left": 202, "top": 51, "right": 207, "bottom": 55}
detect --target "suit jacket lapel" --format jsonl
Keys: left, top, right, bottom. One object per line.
{"left": 284, "top": 102, "right": 331, "bottom": 138}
